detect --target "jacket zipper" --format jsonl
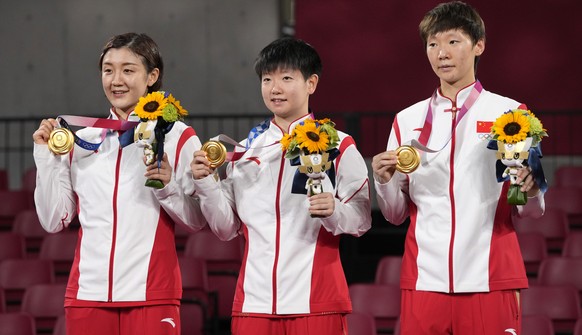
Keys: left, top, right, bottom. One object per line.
{"left": 271, "top": 153, "right": 286, "bottom": 314}
{"left": 448, "top": 103, "right": 457, "bottom": 293}
{"left": 108, "top": 146, "right": 122, "bottom": 302}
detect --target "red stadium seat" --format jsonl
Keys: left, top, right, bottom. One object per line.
{"left": 514, "top": 208, "right": 569, "bottom": 253}
{"left": 0, "top": 259, "right": 54, "bottom": 311}
{"left": 52, "top": 315, "right": 66, "bottom": 335}
{"left": 180, "top": 303, "right": 206, "bottom": 335}
{"left": 347, "top": 311, "right": 377, "bottom": 335}
{"left": 537, "top": 257, "right": 582, "bottom": 302}
{"left": 11, "top": 209, "right": 49, "bottom": 255}
{"left": 562, "top": 231, "right": 582, "bottom": 257}
{"left": 522, "top": 314, "right": 555, "bottom": 335}
{"left": 0, "top": 190, "right": 30, "bottom": 229}
{"left": 178, "top": 256, "right": 216, "bottom": 333}
{"left": 175, "top": 222, "right": 198, "bottom": 255}
{"left": 517, "top": 232, "right": 548, "bottom": 281}
{"left": 521, "top": 285, "right": 581, "bottom": 333}
{"left": 183, "top": 228, "right": 243, "bottom": 275}
{"left": 0, "top": 312, "right": 36, "bottom": 335}
{"left": 0, "top": 232, "right": 26, "bottom": 261}
{"left": 39, "top": 231, "right": 78, "bottom": 282}
{"left": 349, "top": 283, "right": 401, "bottom": 334}
{"left": 183, "top": 229, "right": 243, "bottom": 324}
{"left": 20, "top": 283, "right": 66, "bottom": 334}
{"left": 543, "top": 186, "right": 582, "bottom": 228}
{"left": 374, "top": 255, "right": 402, "bottom": 286}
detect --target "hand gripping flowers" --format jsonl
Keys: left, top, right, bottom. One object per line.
{"left": 134, "top": 91, "right": 188, "bottom": 188}
{"left": 280, "top": 118, "right": 340, "bottom": 197}
{"left": 489, "top": 108, "right": 548, "bottom": 205}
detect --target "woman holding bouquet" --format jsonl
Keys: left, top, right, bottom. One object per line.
{"left": 191, "top": 37, "right": 371, "bottom": 334}
{"left": 32, "top": 32, "right": 206, "bottom": 334}
{"left": 372, "top": 2, "right": 547, "bottom": 334}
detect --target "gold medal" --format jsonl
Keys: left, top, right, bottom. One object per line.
{"left": 201, "top": 140, "right": 227, "bottom": 168}
{"left": 48, "top": 128, "right": 74, "bottom": 155}
{"left": 395, "top": 145, "right": 420, "bottom": 174}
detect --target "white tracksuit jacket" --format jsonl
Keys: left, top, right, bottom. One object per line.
{"left": 194, "top": 114, "right": 372, "bottom": 315}
{"left": 33, "top": 109, "right": 207, "bottom": 306}
{"left": 375, "top": 82, "right": 545, "bottom": 293}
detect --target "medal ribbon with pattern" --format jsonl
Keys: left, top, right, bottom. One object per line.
{"left": 48, "top": 115, "right": 139, "bottom": 155}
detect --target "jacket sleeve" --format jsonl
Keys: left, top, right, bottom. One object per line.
{"left": 154, "top": 127, "right": 207, "bottom": 233}
{"left": 193, "top": 163, "right": 241, "bottom": 241}
{"left": 320, "top": 136, "right": 372, "bottom": 237}
{"left": 33, "top": 143, "right": 77, "bottom": 233}
{"left": 374, "top": 120, "right": 410, "bottom": 226}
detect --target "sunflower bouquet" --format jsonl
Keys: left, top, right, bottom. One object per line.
{"left": 133, "top": 91, "right": 188, "bottom": 188}
{"left": 489, "top": 108, "right": 548, "bottom": 205}
{"left": 280, "top": 118, "right": 340, "bottom": 198}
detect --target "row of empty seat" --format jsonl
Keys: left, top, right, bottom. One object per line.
{"left": 0, "top": 313, "right": 65, "bottom": 335}
{"left": 0, "top": 226, "right": 242, "bottom": 335}
{"left": 0, "top": 283, "right": 65, "bottom": 335}
{"left": 348, "top": 281, "right": 582, "bottom": 335}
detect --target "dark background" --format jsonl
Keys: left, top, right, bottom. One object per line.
{"left": 296, "top": 0, "right": 581, "bottom": 113}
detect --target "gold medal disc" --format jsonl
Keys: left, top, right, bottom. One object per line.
{"left": 395, "top": 145, "right": 420, "bottom": 174}
{"left": 201, "top": 140, "right": 227, "bottom": 168}
{"left": 48, "top": 128, "right": 74, "bottom": 155}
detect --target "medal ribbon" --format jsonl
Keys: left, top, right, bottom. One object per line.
{"left": 412, "top": 81, "right": 483, "bottom": 152}
{"left": 208, "top": 133, "right": 279, "bottom": 164}
{"left": 57, "top": 115, "right": 139, "bottom": 151}
{"left": 205, "top": 117, "right": 282, "bottom": 165}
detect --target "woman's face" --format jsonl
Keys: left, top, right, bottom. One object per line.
{"left": 101, "top": 47, "right": 159, "bottom": 119}
{"left": 426, "top": 29, "right": 484, "bottom": 92}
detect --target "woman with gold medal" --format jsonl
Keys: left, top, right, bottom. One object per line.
{"left": 371, "top": 2, "right": 546, "bottom": 334}
{"left": 32, "top": 33, "right": 207, "bottom": 335}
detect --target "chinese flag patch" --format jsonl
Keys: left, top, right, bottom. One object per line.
{"left": 476, "top": 121, "right": 493, "bottom": 133}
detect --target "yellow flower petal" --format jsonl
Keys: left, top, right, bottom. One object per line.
{"left": 134, "top": 91, "right": 166, "bottom": 120}
{"left": 492, "top": 111, "right": 530, "bottom": 144}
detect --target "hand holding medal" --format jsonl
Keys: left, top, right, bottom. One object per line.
{"left": 201, "top": 140, "right": 227, "bottom": 169}
{"left": 395, "top": 145, "right": 420, "bottom": 174}
{"left": 48, "top": 127, "right": 75, "bottom": 155}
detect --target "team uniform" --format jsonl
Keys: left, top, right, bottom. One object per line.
{"left": 194, "top": 114, "right": 371, "bottom": 332}
{"left": 33, "top": 109, "right": 207, "bottom": 334}
{"left": 375, "top": 82, "right": 545, "bottom": 334}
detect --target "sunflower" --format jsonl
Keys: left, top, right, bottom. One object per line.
{"left": 280, "top": 133, "right": 293, "bottom": 151}
{"left": 491, "top": 110, "right": 530, "bottom": 144}
{"left": 167, "top": 94, "right": 188, "bottom": 117}
{"left": 294, "top": 121, "right": 330, "bottom": 154}
{"left": 134, "top": 91, "right": 166, "bottom": 120}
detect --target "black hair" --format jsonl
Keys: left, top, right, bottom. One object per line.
{"left": 254, "top": 37, "right": 322, "bottom": 80}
